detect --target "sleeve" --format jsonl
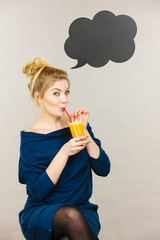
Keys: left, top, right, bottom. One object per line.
{"left": 18, "top": 147, "right": 55, "bottom": 202}
{"left": 87, "top": 123, "right": 111, "bottom": 177}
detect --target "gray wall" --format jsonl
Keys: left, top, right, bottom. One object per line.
{"left": 0, "top": 0, "right": 160, "bottom": 239}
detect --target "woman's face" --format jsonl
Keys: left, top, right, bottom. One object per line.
{"left": 38, "top": 79, "right": 70, "bottom": 118}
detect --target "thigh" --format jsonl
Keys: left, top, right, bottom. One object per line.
{"left": 19, "top": 205, "right": 61, "bottom": 240}
{"left": 53, "top": 206, "right": 99, "bottom": 240}
{"left": 78, "top": 203, "right": 101, "bottom": 236}
{"left": 52, "top": 206, "right": 87, "bottom": 239}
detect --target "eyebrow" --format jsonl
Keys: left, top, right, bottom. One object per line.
{"left": 51, "top": 87, "right": 70, "bottom": 92}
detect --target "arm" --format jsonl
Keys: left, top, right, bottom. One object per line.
{"left": 86, "top": 123, "right": 111, "bottom": 177}
{"left": 85, "top": 128, "right": 100, "bottom": 159}
{"left": 46, "top": 135, "right": 89, "bottom": 184}
{"left": 19, "top": 135, "right": 90, "bottom": 201}
{"left": 73, "top": 107, "right": 111, "bottom": 177}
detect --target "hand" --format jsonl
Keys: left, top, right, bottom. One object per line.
{"left": 71, "top": 107, "right": 90, "bottom": 129}
{"left": 61, "top": 135, "right": 90, "bottom": 157}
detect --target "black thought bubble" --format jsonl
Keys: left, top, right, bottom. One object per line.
{"left": 64, "top": 10, "right": 137, "bottom": 69}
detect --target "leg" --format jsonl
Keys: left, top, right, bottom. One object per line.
{"left": 53, "top": 206, "right": 99, "bottom": 240}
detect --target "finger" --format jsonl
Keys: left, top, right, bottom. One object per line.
{"left": 74, "top": 107, "right": 83, "bottom": 117}
{"left": 73, "top": 141, "right": 85, "bottom": 147}
{"left": 77, "top": 109, "right": 88, "bottom": 116}
{"left": 75, "top": 139, "right": 91, "bottom": 147}
{"left": 73, "top": 135, "right": 88, "bottom": 142}
{"left": 72, "top": 145, "right": 85, "bottom": 152}
{"left": 75, "top": 107, "right": 89, "bottom": 117}
{"left": 70, "top": 113, "right": 75, "bottom": 117}
{"left": 79, "top": 109, "right": 88, "bottom": 114}
{"left": 70, "top": 138, "right": 87, "bottom": 148}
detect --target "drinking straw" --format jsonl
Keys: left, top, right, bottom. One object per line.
{"left": 64, "top": 108, "right": 72, "bottom": 122}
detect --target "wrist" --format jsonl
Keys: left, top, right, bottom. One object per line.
{"left": 59, "top": 147, "right": 69, "bottom": 159}
{"left": 85, "top": 130, "right": 92, "bottom": 141}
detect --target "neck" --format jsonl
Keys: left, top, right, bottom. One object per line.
{"left": 35, "top": 114, "right": 67, "bottom": 131}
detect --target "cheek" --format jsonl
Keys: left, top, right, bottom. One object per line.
{"left": 43, "top": 96, "right": 58, "bottom": 107}
{"left": 66, "top": 95, "right": 70, "bottom": 102}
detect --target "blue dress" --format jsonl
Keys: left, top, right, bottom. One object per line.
{"left": 18, "top": 123, "right": 110, "bottom": 240}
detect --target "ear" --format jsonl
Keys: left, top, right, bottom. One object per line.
{"left": 34, "top": 91, "right": 41, "bottom": 104}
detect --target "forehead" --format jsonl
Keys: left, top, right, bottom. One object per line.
{"left": 48, "top": 79, "right": 69, "bottom": 90}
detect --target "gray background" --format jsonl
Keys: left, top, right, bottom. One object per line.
{"left": 0, "top": 0, "right": 160, "bottom": 239}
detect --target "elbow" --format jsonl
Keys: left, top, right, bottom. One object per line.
{"left": 99, "top": 159, "right": 111, "bottom": 177}
{"left": 91, "top": 153, "right": 111, "bottom": 177}
{"left": 29, "top": 193, "right": 45, "bottom": 202}
{"left": 99, "top": 150, "right": 111, "bottom": 176}
{"left": 27, "top": 186, "right": 45, "bottom": 202}
{"left": 103, "top": 155, "right": 111, "bottom": 176}
{"left": 93, "top": 164, "right": 111, "bottom": 177}
{"left": 26, "top": 172, "right": 55, "bottom": 202}
{"left": 102, "top": 164, "right": 111, "bottom": 177}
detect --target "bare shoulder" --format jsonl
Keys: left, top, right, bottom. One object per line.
{"left": 24, "top": 129, "right": 31, "bottom": 132}
{"left": 24, "top": 123, "right": 40, "bottom": 133}
{"left": 24, "top": 128, "right": 39, "bottom": 133}
{"left": 24, "top": 128, "right": 34, "bottom": 132}
{"left": 24, "top": 117, "right": 69, "bottom": 134}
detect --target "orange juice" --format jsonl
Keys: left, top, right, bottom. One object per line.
{"left": 69, "top": 122, "right": 85, "bottom": 138}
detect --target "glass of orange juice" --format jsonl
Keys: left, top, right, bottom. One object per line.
{"left": 69, "top": 117, "right": 85, "bottom": 138}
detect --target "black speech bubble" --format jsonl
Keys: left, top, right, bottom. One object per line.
{"left": 64, "top": 11, "right": 137, "bottom": 69}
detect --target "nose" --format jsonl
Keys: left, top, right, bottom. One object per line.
{"left": 61, "top": 93, "right": 69, "bottom": 103}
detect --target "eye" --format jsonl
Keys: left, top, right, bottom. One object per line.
{"left": 65, "top": 90, "right": 70, "bottom": 95}
{"left": 53, "top": 91, "right": 60, "bottom": 96}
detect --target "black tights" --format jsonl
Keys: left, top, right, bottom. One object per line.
{"left": 52, "top": 206, "right": 99, "bottom": 240}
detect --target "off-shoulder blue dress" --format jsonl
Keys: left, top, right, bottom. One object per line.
{"left": 18, "top": 123, "right": 110, "bottom": 240}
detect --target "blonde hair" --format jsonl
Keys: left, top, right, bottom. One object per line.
{"left": 22, "top": 57, "right": 70, "bottom": 99}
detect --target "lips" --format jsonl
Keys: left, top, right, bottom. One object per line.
{"left": 60, "top": 107, "right": 66, "bottom": 111}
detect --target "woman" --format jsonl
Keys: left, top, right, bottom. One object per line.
{"left": 18, "top": 57, "right": 111, "bottom": 240}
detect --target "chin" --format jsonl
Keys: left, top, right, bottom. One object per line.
{"left": 58, "top": 111, "right": 65, "bottom": 117}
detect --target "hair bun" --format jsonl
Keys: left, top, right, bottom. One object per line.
{"left": 22, "top": 57, "right": 50, "bottom": 78}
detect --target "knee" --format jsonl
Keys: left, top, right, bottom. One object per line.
{"left": 62, "top": 206, "right": 85, "bottom": 232}
{"left": 63, "top": 206, "right": 83, "bottom": 222}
